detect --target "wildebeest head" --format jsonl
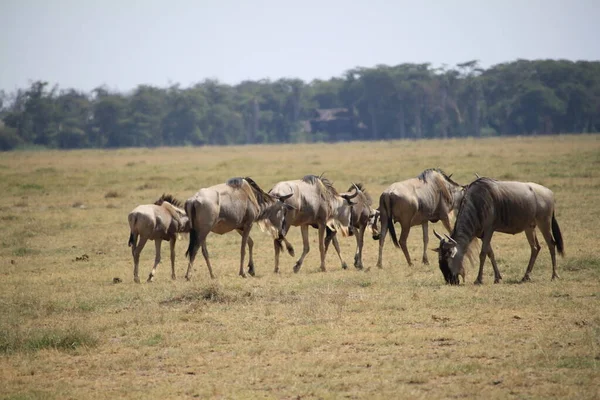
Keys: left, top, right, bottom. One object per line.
{"left": 258, "top": 193, "right": 294, "bottom": 239}
{"left": 368, "top": 209, "right": 381, "bottom": 240}
{"left": 433, "top": 229, "right": 464, "bottom": 285}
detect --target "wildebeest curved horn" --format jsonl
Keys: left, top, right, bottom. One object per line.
{"left": 474, "top": 173, "right": 481, "bottom": 179}
{"left": 351, "top": 182, "right": 361, "bottom": 193}
{"left": 277, "top": 193, "right": 293, "bottom": 201}
{"left": 448, "top": 174, "right": 453, "bottom": 179}
{"left": 342, "top": 188, "right": 359, "bottom": 200}
{"left": 433, "top": 229, "right": 444, "bottom": 241}
{"left": 444, "top": 234, "right": 457, "bottom": 245}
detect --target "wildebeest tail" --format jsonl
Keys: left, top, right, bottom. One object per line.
{"left": 185, "top": 201, "right": 198, "bottom": 259}
{"left": 128, "top": 213, "right": 137, "bottom": 247}
{"left": 380, "top": 194, "right": 399, "bottom": 248}
{"left": 551, "top": 212, "right": 564, "bottom": 256}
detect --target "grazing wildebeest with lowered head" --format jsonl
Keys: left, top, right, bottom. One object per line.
{"left": 185, "top": 177, "right": 293, "bottom": 280}
{"left": 322, "top": 183, "right": 379, "bottom": 270}
{"left": 434, "top": 177, "right": 564, "bottom": 285}
{"left": 372, "top": 168, "right": 464, "bottom": 268}
{"left": 269, "top": 174, "right": 358, "bottom": 273}
{"left": 128, "top": 194, "right": 190, "bottom": 283}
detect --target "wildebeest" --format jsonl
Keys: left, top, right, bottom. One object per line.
{"left": 372, "top": 168, "right": 464, "bottom": 268}
{"left": 322, "top": 183, "right": 379, "bottom": 270}
{"left": 268, "top": 174, "right": 358, "bottom": 273}
{"left": 128, "top": 194, "right": 190, "bottom": 283}
{"left": 434, "top": 177, "right": 564, "bottom": 285}
{"left": 184, "top": 177, "right": 293, "bottom": 280}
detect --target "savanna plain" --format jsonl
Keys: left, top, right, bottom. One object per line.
{"left": 0, "top": 135, "right": 599, "bottom": 399}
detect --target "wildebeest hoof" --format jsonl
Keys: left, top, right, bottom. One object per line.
{"left": 185, "top": 275, "right": 192, "bottom": 281}
{"left": 248, "top": 268, "right": 255, "bottom": 277}
{"left": 293, "top": 263, "right": 302, "bottom": 273}
{"left": 422, "top": 259, "right": 430, "bottom": 265}
{"left": 134, "top": 276, "right": 141, "bottom": 284}
{"left": 354, "top": 262, "right": 363, "bottom": 270}
{"left": 474, "top": 279, "right": 483, "bottom": 285}
{"left": 341, "top": 262, "right": 348, "bottom": 270}
{"left": 372, "top": 234, "right": 380, "bottom": 241}
{"left": 239, "top": 272, "right": 247, "bottom": 278}
{"left": 551, "top": 273, "right": 560, "bottom": 280}
{"left": 521, "top": 275, "right": 531, "bottom": 283}
{"left": 147, "top": 274, "right": 154, "bottom": 283}
{"left": 494, "top": 278, "right": 502, "bottom": 284}
{"left": 171, "top": 274, "right": 176, "bottom": 280}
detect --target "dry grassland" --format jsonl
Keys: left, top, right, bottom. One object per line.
{"left": 0, "top": 135, "right": 599, "bottom": 399}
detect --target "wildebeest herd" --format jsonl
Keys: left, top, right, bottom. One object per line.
{"left": 127, "top": 169, "right": 564, "bottom": 285}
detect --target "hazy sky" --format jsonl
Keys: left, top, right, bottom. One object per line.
{"left": 1, "top": 0, "right": 599, "bottom": 93}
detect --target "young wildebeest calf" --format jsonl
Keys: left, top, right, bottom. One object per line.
{"left": 372, "top": 168, "right": 464, "bottom": 268}
{"left": 322, "top": 183, "right": 379, "bottom": 270}
{"left": 128, "top": 194, "right": 190, "bottom": 283}
{"left": 434, "top": 177, "right": 564, "bottom": 285}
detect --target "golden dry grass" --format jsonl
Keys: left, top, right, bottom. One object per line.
{"left": 0, "top": 135, "right": 599, "bottom": 399}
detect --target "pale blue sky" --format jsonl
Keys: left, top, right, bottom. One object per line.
{"left": 1, "top": 0, "right": 599, "bottom": 92}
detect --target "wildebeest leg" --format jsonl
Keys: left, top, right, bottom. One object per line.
{"left": 185, "top": 230, "right": 211, "bottom": 281}
{"left": 238, "top": 227, "right": 252, "bottom": 278}
{"left": 475, "top": 231, "right": 494, "bottom": 284}
{"left": 399, "top": 222, "right": 413, "bottom": 267}
{"left": 354, "top": 225, "right": 366, "bottom": 269}
{"left": 132, "top": 236, "right": 148, "bottom": 283}
{"left": 421, "top": 222, "right": 429, "bottom": 265}
{"left": 237, "top": 230, "right": 255, "bottom": 276}
{"left": 487, "top": 246, "right": 502, "bottom": 283}
{"left": 147, "top": 239, "right": 162, "bottom": 282}
{"left": 318, "top": 223, "right": 327, "bottom": 272}
{"left": 293, "top": 225, "right": 311, "bottom": 273}
{"left": 273, "top": 238, "right": 282, "bottom": 274}
{"left": 441, "top": 216, "right": 453, "bottom": 234}
{"left": 169, "top": 237, "right": 177, "bottom": 280}
{"left": 201, "top": 242, "right": 215, "bottom": 279}
{"left": 521, "top": 228, "right": 541, "bottom": 282}
{"left": 376, "top": 215, "right": 388, "bottom": 269}
{"left": 282, "top": 237, "right": 295, "bottom": 257}
{"left": 538, "top": 220, "right": 560, "bottom": 280}
{"left": 325, "top": 230, "right": 348, "bottom": 270}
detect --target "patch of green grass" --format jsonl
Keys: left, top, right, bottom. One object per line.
{"left": 34, "top": 167, "right": 58, "bottom": 174}
{"left": 13, "top": 247, "right": 40, "bottom": 257}
{"left": 557, "top": 356, "right": 598, "bottom": 369}
{"left": 19, "top": 183, "right": 44, "bottom": 191}
{"left": 0, "top": 327, "right": 99, "bottom": 354}
{"left": 2, "top": 392, "right": 53, "bottom": 400}
{"left": 142, "top": 333, "right": 164, "bottom": 346}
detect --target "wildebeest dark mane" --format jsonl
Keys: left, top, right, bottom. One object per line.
{"left": 155, "top": 193, "right": 183, "bottom": 208}
{"left": 242, "top": 177, "right": 275, "bottom": 206}
{"left": 347, "top": 182, "right": 373, "bottom": 205}
{"left": 302, "top": 174, "right": 339, "bottom": 196}
{"left": 452, "top": 178, "right": 496, "bottom": 243}
{"left": 418, "top": 168, "right": 460, "bottom": 187}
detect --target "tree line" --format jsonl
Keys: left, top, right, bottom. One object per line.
{"left": 1, "top": 59, "right": 599, "bottom": 150}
